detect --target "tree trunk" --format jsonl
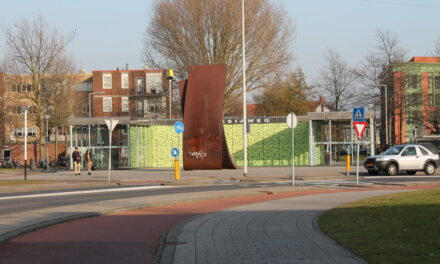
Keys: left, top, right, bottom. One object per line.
{"left": 55, "top": 126, "right": 58, "bottom": 162}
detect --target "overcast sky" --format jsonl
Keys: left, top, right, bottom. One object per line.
{"left": 0, "top": 0, "right": 439, "bottom": 83}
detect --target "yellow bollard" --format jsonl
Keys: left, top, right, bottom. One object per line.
{"left": 346, "top": 155, "right": 351, "bottom": 176}
{"left": 174, "top": 159, "right": 180, "bottom": 181}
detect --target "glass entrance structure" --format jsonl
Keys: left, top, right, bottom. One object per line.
{"left": 68, "top": 111, "right": 376, "bottom": 169}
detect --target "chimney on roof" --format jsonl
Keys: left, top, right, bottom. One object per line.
{"left": 79, "top": 69, "right": 87, "bottom": 74}
{"left": 126, "top": 64, "right": 131, "bottom": 70}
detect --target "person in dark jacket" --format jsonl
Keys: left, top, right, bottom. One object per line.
{"left": 84, "top": 149, "right": 93, "bottom": 175}
{"left": 72, "top": 147, "right": 81, "bottom": 175}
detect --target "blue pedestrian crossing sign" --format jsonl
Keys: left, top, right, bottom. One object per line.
{"left": 174, "top": 121, "right": 184, "bottom": 134}
{"left": 171, "top": 147, "right": 179, "bottom": 158}
{"left": 352, "top": 107, "right": 365, "bottom": 121}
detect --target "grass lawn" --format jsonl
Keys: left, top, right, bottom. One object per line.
{"left": 318, "top": 189, "right": 440, "bottom": 264}
{"left": 0, "top": 180, "right": 50, "bottom": 185}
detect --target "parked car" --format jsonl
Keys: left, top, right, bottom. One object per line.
{"left": 364, "top": 144, "right": 440, "bottom": 176}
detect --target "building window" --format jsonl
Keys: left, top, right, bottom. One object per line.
{"left": 81, "top": 105, "right": 90, "bottom": 114}
{"left": 12, "top": 83, "right": 33, "bottom": 92}
{"left": 430, "top": 76, "right": 440, "bottom": 106}
{"left": 12, "top": 106, "right": 23, "bottom": 114}
{"left": 121, "top": 73, "right": 129, "bottom": 89}
{"left": 103, "top": 73, "right": 112, "bottom": 89}
{"left": 136, "top": 100, "right": 143, "bottom": 115}
{"left": 146, "top": 73, "right": 163, "bottom": 93}
{"left": 75, "top": 81, "right": 93, "bottom": 91}
{"left": 13, "top": 127, "right": 36, "bottom": 137}
{"left": 136, "top": 78, "right": 144, "bottom": 94}
{"left": 103, "top": 97, "right": 112, "bottom": 112}
{"left": 145, "top": 97, "right": 166, "bottom": 112}
{"left": 11, "top": 106, "right": 36, "bottom": 114}
{"left": 122, "top": 97, "right": 129, "bottom": 112}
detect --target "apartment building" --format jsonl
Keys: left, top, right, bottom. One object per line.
{"left": 0, "top": 71, "right": 92, "bottom": 162}
{"left": 90, "top": 68, "right": 169, "bottom": 119}
{"left": 380, "top": 56, "right": 440, "bottom": 146}
{"left": 0, "top": 67, "right": 171, "bottom": 163}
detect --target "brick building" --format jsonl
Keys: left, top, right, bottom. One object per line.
{"left": 90, "top": 69, "right": 169, "bottom": 119}
{"left": 0, "top": 71, "right": 92, "bottom": 162}
{"left": 380, "top": 56, "right": 440, "bottom": 146}
{"left": 0, "top": 66, "right": 171, "bottom": 163}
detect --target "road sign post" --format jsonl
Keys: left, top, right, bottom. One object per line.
{"left": 105, "top": 119, "right": 119, "bottom": 184}
{"left": 353, "top": 107, "right": 365, "bottom": 122}
{"left": 286, "top": 113, "right": 297, "bottom": 186}
{"left": 173, "top": 121, "right": 184, "bottom": 181}
{"left": 353, "top": 120, "right": 367, "bottom": 185}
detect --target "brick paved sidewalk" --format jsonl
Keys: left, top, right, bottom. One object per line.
{"left": 160, "top": 190, "right": 411, "bottom": 264}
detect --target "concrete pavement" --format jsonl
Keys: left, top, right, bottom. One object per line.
{"left": 160, "top": 189, "right": 410, "bottom": 264}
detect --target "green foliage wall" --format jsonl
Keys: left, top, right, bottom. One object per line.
{"left": 224, "top": 123, "right": 310, "bottom": 166}
{"left": 130, "top": 122, "right": 314, "bottom": 168}
{"left": 130, "top": 125, "right": 182, "bottom": 168}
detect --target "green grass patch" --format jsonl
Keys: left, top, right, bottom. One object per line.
{"left": 0, "top": 168, "right": 23, "bottom": 172}
{"left": 318, "top": 189, "right": 440, "bottom": 264}
{"left": 0, "top": 180, "right": 50, "bottom": 185}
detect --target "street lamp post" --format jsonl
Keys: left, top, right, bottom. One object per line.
{"left": 368, "top": 103, "right": 375, "bottom": 156}
{"left": 241, "top": 0, "right": 248, "bottom": 176}
{"left": 88, "top": 91, "right": 104, "bottom": 147}
{"left": 370, "top": 84, "right": 388, "bottom": 147}
{"left": 380, "top": 85, "right": 388, "bottom": 147}
{"left": 44, "top": 114, "right": 51, "bottom": 172}
{"left": 167, "top": 69, "right": 174, "bottom": 119}
{"left": 21, "top": 106, "right": 29, "bottom": 180}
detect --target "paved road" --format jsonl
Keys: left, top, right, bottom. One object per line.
{"left": 0, "top": 181, "right": 353, "bottom": 216}
{"left": 161, "top": 189, "right": 409, "bottom": 264}
{"left": 0, "top": 185, "right": 437, "bottom": 264}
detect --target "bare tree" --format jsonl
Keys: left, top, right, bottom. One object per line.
{"left": 2, "top": 16, "right": 75, "bottom": 160}
{"left": 316, "top": 50, "right": 358, "bottom": 111}
{"left": 253, "top": 68, "right": 311, "bottom": 116}
{"left": 356, "top": 29, "right": 406, "bottom": 104}
{"left": 434, "top": 36, "right": 440, "bottom": 56}
{"left": 143, "top": 0, "right": 294, "bottom": 111}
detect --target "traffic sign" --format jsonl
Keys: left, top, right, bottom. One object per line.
{"left": 353, "top": 121, "right": 368, "bottom": 140}
{"left": 105, "top": 119, "right": 119, "bottom": 132}
{"left": 171, "top": 147, "right": 179, "bottom": 158}
{"left": 286, "top": 113, "right": 298, "bottom": 129}
{"left": 174, "top": 121, "right": 184, "bottom": 134}
{"left": 353, "top": 107, "right": 365, "bottom": 121}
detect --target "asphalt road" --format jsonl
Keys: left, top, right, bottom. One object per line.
{"left": 1, "top": 175, "right": 439, "bottom": 216}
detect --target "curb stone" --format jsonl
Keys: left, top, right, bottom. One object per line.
{"left": 0, "top": 212, "right": 99, "bottom": 243}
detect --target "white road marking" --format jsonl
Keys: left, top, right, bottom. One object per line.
{"left": 365, "top": 175, "right": 440, "bottom": 179}
{"left": 0, "top": 185, "right": 175, "bottom": 201}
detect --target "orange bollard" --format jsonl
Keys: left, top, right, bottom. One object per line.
{"left": 346, "top": 155, "right": 351, "bottom": 176}
{"left": 174, "top": 159, "right": 180, "bottom": 181}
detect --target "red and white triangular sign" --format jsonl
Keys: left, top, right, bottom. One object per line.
{"left": 353, "top": 121, "right": 368, "bottom": 140}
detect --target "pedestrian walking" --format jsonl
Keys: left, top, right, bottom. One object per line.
{"left": 72, "top": 147, "right": 81, "bottom": 175}
{"left": 85, "top": 149, "right": 93, "bottom": 175}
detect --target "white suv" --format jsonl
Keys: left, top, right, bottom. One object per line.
{"left": 364, "top": 144, "right": 440, "bottom": 176}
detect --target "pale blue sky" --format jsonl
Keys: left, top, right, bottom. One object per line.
{"left": 0, "top": 0, "right": 439, "bottom": 82}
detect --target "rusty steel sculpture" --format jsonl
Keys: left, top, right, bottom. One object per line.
{"left": 179, "top": 64, "right": 237, "bottom": 170}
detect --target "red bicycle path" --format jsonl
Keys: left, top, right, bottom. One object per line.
{"left": 0, "top": 184, "right": 438, "bottom": 264}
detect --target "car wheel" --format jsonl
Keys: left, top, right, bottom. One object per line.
{"left": 406, "top": 171, "right": 417, "bottom": 175}
{"left": 424, "top": 162, "right": 436, "bottom": 175}
{"left": 368, "top": 170, "right": 379, "bottom": 175}
{"left": 386, "top": 163, "right": 398, "bottom": 176}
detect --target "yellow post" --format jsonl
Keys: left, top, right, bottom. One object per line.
{"left": 174, "top": 159, "right": 180, "bottom": 181}
{"left": 346, "top": 155, "right": 351, "bottom": 176}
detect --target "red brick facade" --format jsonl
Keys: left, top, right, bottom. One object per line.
{"left": 91, "top": 69, "right": 168, "bottom": 118}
